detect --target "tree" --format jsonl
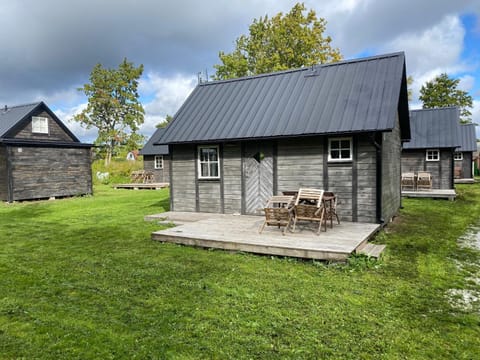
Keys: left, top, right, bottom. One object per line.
{"left": 419, "top": 73, "right": 473, "bottom": 123}
{"left": 213, "top": 2, "right": 342, "bottom": 80}
{"left": 156, "top": 114, "right": 173, "bottom": 128}
{"left": 75, "top": 58, "right": 145, "bottom": 165}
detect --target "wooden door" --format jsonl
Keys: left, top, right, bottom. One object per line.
{"left": 243, "top": 143, "right": 274, "bottom": 214}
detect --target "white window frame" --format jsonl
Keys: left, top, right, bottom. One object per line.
{"left": 32, "top": 116, "right": 49, "bottom": 134}
{"left": 154, "top": 155, "right": 164, "bottom": 169}
{"left": 426, "top": 149, "right": 440, "bottom": 162}
{"left": 328, "top": 137, "right": 353, "bottom": 162}
{"left": 198, "top": 145, "right": 220, "bottom": 179}
{"left": 454, "top": 152, "right": 463, "bottom": 161}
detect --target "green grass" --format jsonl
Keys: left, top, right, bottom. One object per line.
{"left": 1, "top": 184, "right": 480, "bottom": 359}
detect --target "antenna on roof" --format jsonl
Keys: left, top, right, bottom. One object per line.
{"left": 197, "top": 69, "right": 209, "bottom": 84}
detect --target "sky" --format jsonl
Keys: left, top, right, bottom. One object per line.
{"left": 1, "top": 0, "right": 480, "bottom": 142}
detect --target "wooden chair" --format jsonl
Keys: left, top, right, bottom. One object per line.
{"left": 131, "top": 170, "right": 145, "bottom": 183}
{"left": 417, "top": 172, "right": 432, "bottom": 190}
{"left": 258, "top": 195, "right": 295, "bottom": 235}
{"left": 292, "top": 188, "right": 325, "bottom": 234}
{"left": 401, "top": 172, "right": 415, "bottom": 191}
{"left": 323, "top": 191, "right": 340, "bottom": 228}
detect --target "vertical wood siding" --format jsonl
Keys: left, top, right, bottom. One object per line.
{"left": 0, "top": 147, "right": 7, "bottom": 200}
{"left": 401, "top": 149, "right": 454, "bottom": 189}
{"left": 13, "top": 110, "right": 74, "bottom": 142}
{"left": 143, "top": 155, "right": 170, "bottom": 182}
{"left": 170, "top": 145, "right": 196, "bottom": 212}
{"left": 8, "top": 146, "right": 92, "bottom": 201}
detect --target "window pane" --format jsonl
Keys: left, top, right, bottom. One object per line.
{"left": 331, "top": 140, "right": 340, "bottom": 149}
{"left": 210, "top": 149, "right": 218, "bottom": 161}
{"left": 341, "top": 150, "right": 350, "bottom": 159}
{"left": 340, "top": 140, "right": 350, "bottom": 149}
{"left": 331, "top": 150, "right": 340, "bottom": 159}
{"left": 210, "top": 163, "right": 218, "bottom": 177}
{"left": 200, "top": 149, "right": 208, "bottom": 162}
{"left": 201, "top": 163, "right": 209, "bottom": 177}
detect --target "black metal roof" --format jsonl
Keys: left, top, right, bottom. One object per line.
{"left": 403, "top": 107, "right": 460, "bottom": 149}
{"left": 156, "top": 52, "right": 410, "bottom": 145}
{"left": 139, "top": 127, "right": 169, "bottom": 155}
{"left": 457, "top": 123, "right": 477, "bottom": 152}
{"left": 0, "top": 101, "right": 83, "bottom": 144}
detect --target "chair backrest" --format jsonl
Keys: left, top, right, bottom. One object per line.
{"left": 265, "top": 195, "right": 294, "bottom": 208}
{"left": 294, "top": 188, "right": 324, "bottom": 207}
{"left": 417, "top": 172, "right": 431, "bottom": 180}
{"left": 402, "top": 172, "right": 415, "bottom": 179}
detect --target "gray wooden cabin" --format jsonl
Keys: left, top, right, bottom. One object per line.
{"left": 0, "top": 102, "right": 92, "bottom": 202}
{"left": 156, "top": 52, "right": 411, "bottom": 224}
{"left": 454, "top": 124, "right": 477, "bottom": 180}
{"left": 139, "top": 127, "right": 170, "bottom": 182}
{"left": 401, "top": 108, "right": 460, "bottom": 190}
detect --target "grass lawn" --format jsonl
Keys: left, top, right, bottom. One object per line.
{"left": 1, "top": 184, "right": 479, "bottom": 359}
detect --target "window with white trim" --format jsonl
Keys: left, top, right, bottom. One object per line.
{"left": 154, "top": 155, "right": 164, "bottom": 169}
{"left": 328, "top": 137, "right": 352, "bottom": 162}
{"left": 198, "top": 145, "right": 220, "bottom": 179}
{"left": 454, "top": 152, "right": 463, "bottom": 161}
{"left": 426, "top": 149, "right": 440, "bottom": 161}
{"left": 32, "top": 116, "right": 48, "bottom": 134}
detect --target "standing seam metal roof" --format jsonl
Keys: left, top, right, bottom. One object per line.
{"left": 0, "top": 101, "right": 81, "bottom": 143}
{"left": 457, "top": 123, "right": 477, "bottom": 152}
{"left": 403, "top": 107, "right": 460, "bottom": 149}
{"left": 156, "top": 52, "right": 410, "bottom": 145}
{"left": 139, "top": 127, "right": 169, "bottom": 155}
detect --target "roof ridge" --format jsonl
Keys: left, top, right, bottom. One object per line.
{"left": 201, "top": 52, "right": 405, "bottom": 86}
{"left": 410, "top": 106, "right": 458, "bottom": 112}
{"left": 2, "top": 102, "right": 42, "bottom": 111}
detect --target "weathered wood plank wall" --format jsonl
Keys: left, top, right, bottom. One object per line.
{"left": 143, "top": 155, "right": 170, "bottom": 182}
{"left": 13, "top": 110, "right": 73, "bottom": 142}
{"left": 170, "top": 145, "right": 196, "bottom": 212}
{"left": 223, "top": 143, "right": 242, "bottom": 214}
{"left": 381, "top": 116, "right": 402, "bottom": 223}
{"left": 401, "top": 149, "right": 454, "bottom": 189}
{"left": 8, "top": 146, "right": 92, "bottom": 201}
{"left": 0, "top": 147, "right": 8, "bottom": 200}
{"left": 455, "top": 152, "right": 473, "bottom": 179}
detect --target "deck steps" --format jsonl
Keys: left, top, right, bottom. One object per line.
{"left": 357, "top": 243, "right": 386, "bottom": 258}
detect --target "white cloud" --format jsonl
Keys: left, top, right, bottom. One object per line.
{"left": 139, "top": 72, "right": 197, "bottom": 137}
{"left": 53, "top": 102, "right": 97, "bottom": 143}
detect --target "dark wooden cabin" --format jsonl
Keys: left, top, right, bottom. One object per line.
{"left": 156, "top": 52, "right": 411, "bottom": 224}
{"left": 0, "top": 102, "right": 92, "bottom": 202}
{"left": 139, "top": 127, "right": 170, "bottom": 183}
{"left": 454, "top": 123, "right": 477, "bottom": 181}
{"left": 401, "top": 107, "right": 460, "bottom": 190}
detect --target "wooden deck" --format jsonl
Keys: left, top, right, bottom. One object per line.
{"left": 114, "top": 182, "right": 169, "bottom": 190}
{"left": 402, "top": 189, "right": 456, "bottom": 200}
{"left": 148, "top": 212, "right": 382, "bottom": 261}
{"left": 454, "top": 178, "right": 475, "bottom": 184}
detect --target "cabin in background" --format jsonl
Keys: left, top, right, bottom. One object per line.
{"left": 156, "top": 52, "right": 411, "bottom": 224}
{"left": 454, "top": 123, "right": 477, "bottom": 183}
{"left": 401, "top": 107, "right": 460, "bottom": 190}
{"left": 139, "top": 127, "right": 170, "bottom": 183}
{"left": 0, "top": 102, "right": 92, "bottom": 202}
